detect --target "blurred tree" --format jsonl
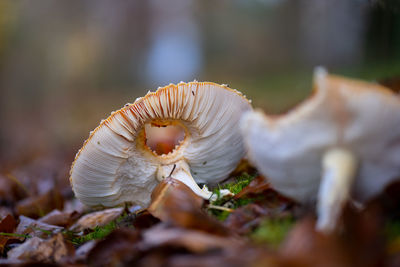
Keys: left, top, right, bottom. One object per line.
{"left": 365, "top": 1, "right": 400, "bottom": 62}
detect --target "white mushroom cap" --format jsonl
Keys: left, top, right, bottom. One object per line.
{"left": 70, "top": 82, "right": 252, "bottom": 208}
{"left": 240, "top": 68, "right": 400, "bottom": 232}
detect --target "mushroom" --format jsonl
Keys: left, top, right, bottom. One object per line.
{"left": 70, "top": 81, "right": 252, "bottom": 208}
{"left": 240, "top": 68, "right": 400, "bottom": 233}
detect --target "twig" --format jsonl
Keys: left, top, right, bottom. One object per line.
{"left": 207, "top": 204, "right": 234, "bottom": 212}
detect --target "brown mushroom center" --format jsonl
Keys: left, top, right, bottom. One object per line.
{"left": 144, "top": 122, "right": 186, "bottom": 155}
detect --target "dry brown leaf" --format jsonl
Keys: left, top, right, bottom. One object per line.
{"left": 279, "top": 205, "right": 385, "bottom": 267}
{"left": 279, "top": 217, "right": 352, "bottom": 267}
{"left": 140, "top": 224, "right": 241, "bottom": 253}
{"left": 137, "top": 225, "right": 276, "bottom": 267}
{"left": 166, "top": 246, "right": 277, "bottom": 267}
{"left": 147, "top": 178, "right": 204, "bottom": 218}
{"left": 234, "top": 175, "right": 271, "bottom": 199}
{"left": 0, "top": 214, "right": 21, "bottom": 254}
{"left": 132, "top": 211, "right": 160, "bottom": 230}
{"left": 16, "top": 215, "right": 63, "bottom": 238}
{"left": 7, "top": 233, "right": 73, "bottom": 263}
{"left": 87, "top": 228, "right": 141, "bottom": 266}
{"left": 0, "top": 214, "right": 17, "bottom": 234}
{"left": 39, "top": 209, "right": 80, "bottom": 228}
{"left": 87, "top": 224, "right": 255, "bottom": 267}
{"left": 225, "top": 185, "right": 295, "bottom": 235}
{"left": 74, "top": 240, "right": 97, "bottom": 263}
{"left": 0, "top": 258, "right": 24, "bottom": 265}
{"left": 148, "top": 177, "right": 229, "bottom": 236}
{"left": 0, "top": 207, "right": 14, "bottom": 219}
{"left": 69, "top": 207, "right": 123, "bottom": 232}
{"left": 15, "top": 189, "right": 64, "bottom": 218}
{"left": 224, "top": 203, "right": 271, "bottom": 234}
{"left": 0, "top": 175, "right": 26, "bottom": 204}
{"left": 340, "top": 203, "right": 386, "bottom": 266}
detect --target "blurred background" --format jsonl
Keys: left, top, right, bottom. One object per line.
{"left": 0, "top": 0, "right": 400, "bottom": 171}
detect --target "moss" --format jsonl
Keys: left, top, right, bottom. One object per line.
{"left": 212, "top": 210, "right": 231, "bottom": 221}
{"left": 385, "top": 220, "right": 400, "bottom": 241}
{"left": 221, "top": 173, "right": 256, "bottom": 195}
{"left": 251, "top": 217, "right": 294, "bottom": 248}
{"left": 209, "top": 173, "right": 257, "bottom": 221}
{"left": 65, "top": 220, "right": 118, "bottom": 246}
{"left": 64, "top": 213, "right": 133, "bottom": 246}
{"left": 212, "top": 173, "right": 255, "bottom": 205}
{"left": 385, "top": 220, "right": 400, "bottom": 254}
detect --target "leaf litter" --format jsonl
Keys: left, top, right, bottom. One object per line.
{"left": 0, "top": 153, "right": 400, "bottom": 266}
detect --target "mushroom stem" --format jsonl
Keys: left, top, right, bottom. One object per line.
{"left": 156, "top": 160, "right": 213, "bottom": 200}
{"left": 316, "top": 148, "right": 358, "bottom": 233}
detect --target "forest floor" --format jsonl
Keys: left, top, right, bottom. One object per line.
{"left": 1, "top": 154, "right": 400, "bottom": 267}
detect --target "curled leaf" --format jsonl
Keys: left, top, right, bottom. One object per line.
{"left": 7, "top": 233, "right": 73, "bottom": 263}
{"left": 69, "top": 207, "right": 124, "bottom": 232}
{"left": 148, "top": 178, "right": 228, "bottom": 236}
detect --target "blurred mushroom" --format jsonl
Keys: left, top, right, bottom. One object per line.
{"left": 240, "top": 68, "right": 400, "bottom": 233}
{"left": 70, "top": 82, "right": 252, "bottom": 208}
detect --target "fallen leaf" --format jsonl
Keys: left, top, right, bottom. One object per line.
{"left": 88, "top": 224, "right": 253, "bottom": 267}
{"left": 0, "top": 207, "right": 14, "bottom": 219}
{"left": 39, "top": 209, "right": 80, "bottom": 228}
{"left": 388, "top": 253, "right": 400, "bottom": 267}
{"left": 388, "top": 237, "right": 400, "bottom": 256}
{"left": 0, "top": 214, "right": 17, "bottom": 233}
{"left": 280, "top": 205, "right": 386, "bottom": 267}
{"left": 16, "top": 215, "right": 63, "bottom": 238}
{"left": 87, "top": 228, "right": 140, "bottom": 266}
{"left": 279, "top": 217, "right": 351, "bottom": 266}
{"left": 70, "top": 207, "right": 124, "bottom": 232}
{"left": 132, "top": 211, "right": 160, "bottom": 230}
{"left": 74, "top": 240, "right": 97, "bottom": 263}
{"left": 15, "top": 189, "right": 64, "bottom": 218}
{"left": 0, "top": 175, "right": 26, "bottom": 205}
{"left": 0, "top": 214, "right": 20, "bottom": 254}
{"left": 225, "top": 188, "right": 295, "bottom": 235}
{"left": 166, "top": 246, "right": 276, "bottom": 267}
{"left": 150, "top": 177, "right": 204, "bottom": 211}
{"left": 340, "top": 203, "right": 386, "bottom": 266}
{"left": 7, "top": 233, "right": 73, "bottom": 263}
{"left": 140, "top": 224, "right": 241, "bottom": 253}
{"left": 136, "top": 224, "right": 274, "bottom": 267}
{"left": 234, "top": 175, "right": 270, "bottom": 199}
{"left": 224, "top": 203, "right": 270, "bottom": 234}
{"left": 0, "top": 258, "right": 24, "bottom": 265}
{"left": 148, "top": 177, "right": 229, "bottom": 236}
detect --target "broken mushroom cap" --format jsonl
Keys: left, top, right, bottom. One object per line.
{"left": 240, "top": 68, "right": 400, "bottom": 233}
{"left": 70, "top": 81, "right": 252, "bottom": 208}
